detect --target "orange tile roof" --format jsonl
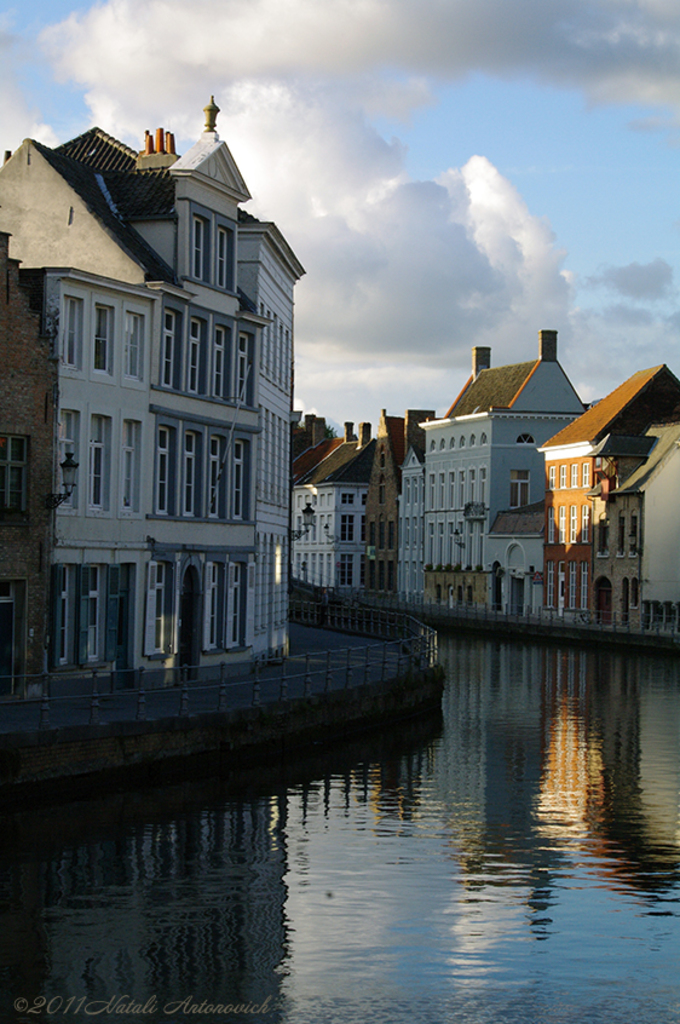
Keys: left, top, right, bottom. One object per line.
{"left": 543, "top": 366, "right": 669, "bottom": 449}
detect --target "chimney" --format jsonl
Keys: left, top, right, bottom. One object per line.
{"left": 539, "top": 329, "right": 557, "bottom": 362}
{"left": 311, "top": 416, "right": 326, "bottom": 447}
{"left": 344, "top": 421, "right": 355, "bottom": 443}
{"left": 3, "top": 151, "right": 12, "bottom": 165}
{"left": 358, "top": 422, "right": 372, "bottom": 447}
{"left": 136, "top": 128, "right": 179, "bottom": 170}
{"left": 405, "top": 409, "right": 435, "bottom": 452}
{"left": 472, "top": 346, "right": 491, "bottom": 379}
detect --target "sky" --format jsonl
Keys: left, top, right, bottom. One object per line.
{"left": 3, "top": 0, "right": 680, "bottom": 433}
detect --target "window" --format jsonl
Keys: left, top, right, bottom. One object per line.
{"left": 88, "top": 415, "right": 110, "bottom": 510}
{"left": 388, "top": 520, "right": 395, "bottom": 549}
{"left": 630, "top": 513, "right": 638, "bottom": 555}
{"left": 233, "top": 439, "right": 245, "bottom": 519}
{"left": 0, "top": 436, "right": 27, "bottom": 511}
{"left": 559, "top": 465, "right": 567, "bottom": 489}
{"left": 459, "top": 471, "right": 465, "bottom": 509}
{"left": 93, "top": 304, "right": 113, "bottom": 373}
{"left": 516, "top": 433, "right": 534, "bottom": 444}
{"left": 570, "top": 505, "right": 578, "bottom": 543}
{"left": 156, "top": 426, "right": 176, "bottom": 514}
{"left": 617, "top": 514, "right": 626, "bottom": 555}
{"left": 204, "top": 561, "right": 222, "bottom": 649}
{"left": 469, "top": 469, "right": 476, "bottom": 503}
{"left": 547, "top": 506, "right": 555, "bottom": 544}
{"left": 237, "top": 333, "right": 253, "bottom": 404}
{"left": 340, "top": 514, "right": 354, "bottom": 541}
{"left": 546, "top": 561, "right": 555, "bottom": 608}
{"left": 183, "top": 431, "right": 198, "bottom": 516}
{"left": 582, "top": 462, "right": 591, "bottom": 488}
{"left": 229, "top": 562, "right": 244, "bottom": 646}
{"left": 161, "top": 310, "right": 178, "bottom": 388}
{"left": 439, "top": 473, "right": 445, "bottom": 508}
{"left": 569, "top": 562, "right": 577, "bottom": 609}
{"left": 121, "top": 420, "right": 141, "bottom": 512}
{"left": 144, "top": 560, "right": 173, "bottom": 655}
{"left": 216, "top": 226, "right": 234, "bottom": 290}
{"left": 208, "top": 435, "right": 226, "bottom": 518}
{"left": 188, "top": 318, "right": 202, "bottom": 393}
{"left": 479, "top": 467, "right": 486, "bottom": 505}
{"left": 124, "top": 311, "right": 144, "bottom": 380}
{"left": 339, "top": 554, "right": 354, "bottom": 587}
{"left": 429, "top": 474, "right": 435, "bottom": 509}
{"left": 58, "top": 412, "right": 79, "bottom": 509}
{"left": 580, "top": 562, "right": 589, "bottom": 609}
{"left": 558, "top": 506, "right": 566, "bottom": 544}
{"left": 63, "top": 296, "right": 83, "bottom": 368}
{"left": 581, "top": 504, "right": 590, "bottom": 543}
{"left": 378, "top": 518, "right": 385, "bottom": 549}
{"left": 510, "top": 469, "right": 529, "bottom": 508}
{"left": 192, "top": 215, "right": 209, "bottom": 280}
{"left": 213, "top": 325, "right": 228, "bottom": 398}
{"left": 631, "top": 577, "right": 639, "bottom": 607}
{"left": 598, "top": 517, "right": 609, "bottom": 555}
{"left": 449, "top": 472, "right": 455, "bottom": 507}
{"left": 459, "top": 436, "right": 466, "bottom": 448}
{"left": 548, "top": 465, "right": 556, "bottom": 490}
{"left": 571, "top": 464, "right": 579, "bottom": 488}
{"left": 480, "top": 433, "right": 487, "bottom": 445}
{"left": 341, "top": 492, "right": 355, "bottom": 505}
{"left": 470, "top": 434, "right": 476, "bottom": 447}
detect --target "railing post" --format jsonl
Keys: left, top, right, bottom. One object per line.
{"left": 180, "top": 678, "right": 189, "bottom": 716}
{"left": 39, "top": 673, "right": 50, "bottom": 730}
{"left": 218, "top": 661, "right": 228, "bottom": 712}
{"left": 304, "top": 654, "right": 312, "bottom": 697}
{"left": 136, "top": 666, "right": 146, "bottom": 721}
{"left": 363, "top": 645, "right": 370, "bottom": 685}
{"left": 280, "top": 659, "right": 288, "bottom": 701}
{"left": 252, "top": 662, "right": 261, "bottom": 706}
{"left": 345, "top": 647, "right": 353, "bottom": 689}
{"left": 325, "top": 650, "right": 333, "bottom": 692}
{"left": 89, "top": 670, "right": 100, "bottom": 725}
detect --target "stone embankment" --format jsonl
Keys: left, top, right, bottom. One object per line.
{"left": 0, "top": 613, "right": 442, "bottom": 808}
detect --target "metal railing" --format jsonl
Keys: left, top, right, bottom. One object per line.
{"left": 0, "top": 621, "right": 437, "bottom": 730}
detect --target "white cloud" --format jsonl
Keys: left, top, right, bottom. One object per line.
{"left": 586, "top": 258, "right": 675, "bottom": 301}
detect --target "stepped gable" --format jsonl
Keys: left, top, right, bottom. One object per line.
{"left": 32, "top": 138, "right": 176, "bottom": 283}
{"left": 545, "top": 366, "right": 680, "bottom": 448}
{"left": 446, "top": 360, "right": 537, "bottom": 418}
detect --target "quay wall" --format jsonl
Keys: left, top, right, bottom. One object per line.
{"left": 0, "top": 665, "right": 444, "bottom": 808}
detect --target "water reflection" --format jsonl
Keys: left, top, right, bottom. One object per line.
{"left": 0, "top": 636, "right": 678, "bottom": 1023}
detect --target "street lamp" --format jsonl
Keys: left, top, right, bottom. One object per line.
{"left": 45, "top": 452, "right": 79, "bottom": 509}
{"left": 291, "top": 500, "right": 315, "bottom": 540}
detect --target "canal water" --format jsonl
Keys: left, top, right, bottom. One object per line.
{"left": 1, "top": 635, "right": 679, "bottom": 1024}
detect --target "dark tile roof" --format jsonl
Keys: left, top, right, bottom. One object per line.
{"left": 490, "top": 500, "right": 545, "bottom": 536}
{"left": 296, "top": 440, "right": 376, "bottom": 486}
{"left": 616, "top": 422, "right": 680, "bottom": 494}
{"left": 292, "top": 438, "right": 344, "bottom": 483}
{"left": 33, "top": 138, "right": 176, "bottom": 283}
{"left": 591, "top": 434, "right": 656, "bottom": 458}
{"left": 56, "top": 127, "right": 138, "bottom": 172}
{"left": 446, "top": 361, "right": 538, "bottom": 418}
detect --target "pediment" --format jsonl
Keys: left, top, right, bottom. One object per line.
{"left": 170, "top": 133, "right": 251, "bottom": 203}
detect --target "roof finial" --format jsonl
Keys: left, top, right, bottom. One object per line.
{"left": 203, "top": 95, "right": 220, "bottom": 133}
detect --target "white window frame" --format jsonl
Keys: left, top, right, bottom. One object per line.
{"left": 183, "top": 431, "right": 197, "bottom": 516}
{"left": 93, "top": 304, "right": 114, "bottom": 374}
{"left": 124, "top": 311, "right": 144, "bottom": 380}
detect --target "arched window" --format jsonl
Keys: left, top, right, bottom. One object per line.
{"left": 459, "top": 436, "right": 466, "bottom": 448}
{"left": 379, "top": 447, "right": 386, "bottom": 468}
{"left": 516, "top": 433, "right": 534, "bottom": 444}
{"left": 449, "top": 437, "right": 456, "bottom": 448}
{"left": 439, "top": 438, "right": 446, "bottom": 450}
{"left": 480, "top": 433, "right": 487, "bottom": 445}
{"left": 430, "top": 440, "right": 436, "bottom": 451}
{"left": 470, "top": 434, "right": 476, "bottom": 446}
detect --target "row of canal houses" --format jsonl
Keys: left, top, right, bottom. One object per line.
{"left": 292, "top": 329, "right": 680, "bottom": 630}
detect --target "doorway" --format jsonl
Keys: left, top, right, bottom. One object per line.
{"left": 179, "top": 566, "right": 200, "bottom": 671}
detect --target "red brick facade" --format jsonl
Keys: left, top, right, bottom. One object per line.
{"left": 0, "top": 233, "right": 55, "bottom": 691}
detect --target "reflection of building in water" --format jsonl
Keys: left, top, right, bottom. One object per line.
{"left": 2, "top": 797, "right": 288, "bottom": 1012}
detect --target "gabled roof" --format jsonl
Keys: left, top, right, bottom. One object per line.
{"left": 56, "top": 127, "right": 138, "bottom": 172}
{"left": 33, "top": 139, "right": 176, "bottom": 283}
{"left": 543, "top": 366, "right": 680, "bottom": 449}
{"left": 295, "top": 440, "right": 376, "bottom": 487}
{"left": 170, "top": 132, "right": 251, "bottom": 203}
{"left": 446, "top": 361, "right": 538, "bottom": 418}
{"left": 292, "top": 438, "right": 344, "bottom": 483}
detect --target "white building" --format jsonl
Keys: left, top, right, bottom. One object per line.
{"left": 422, "top": 331, "right": 583, "bottom": 602}
{"left": 292, "top": 423, "right": 374, "bottom": 594}
{"left": 0, "top": 102, "right": 303, "bottom": 681}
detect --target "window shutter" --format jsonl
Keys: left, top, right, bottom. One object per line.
{"left": 105, "top": 564, "right": 120, "bottom": 662}
{"left": 202, "top": 561, "right": 212, "bottom": 652}
{"left": 245, "top": 561, "right": 256, "bottom": 648}
{"left": 50, "top": 564, "right": 65, "bottom": 669}
{"left": 143, "top": 561, "right": 158, "bottom": 656}
{"left": 226, "top": 562, "right": 236, "bottom": 649}
{"left": 77, "top": 564, "right": 90, "bottom": 665}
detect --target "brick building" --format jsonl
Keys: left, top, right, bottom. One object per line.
{"left": 365, "top": 409, "right": 433, "bottom": 593}
{"left": 0, "top": 232, "right": 56, "bottom": 692}
{"left": 540, "top": 365, "right": 680, "bottom": 621}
